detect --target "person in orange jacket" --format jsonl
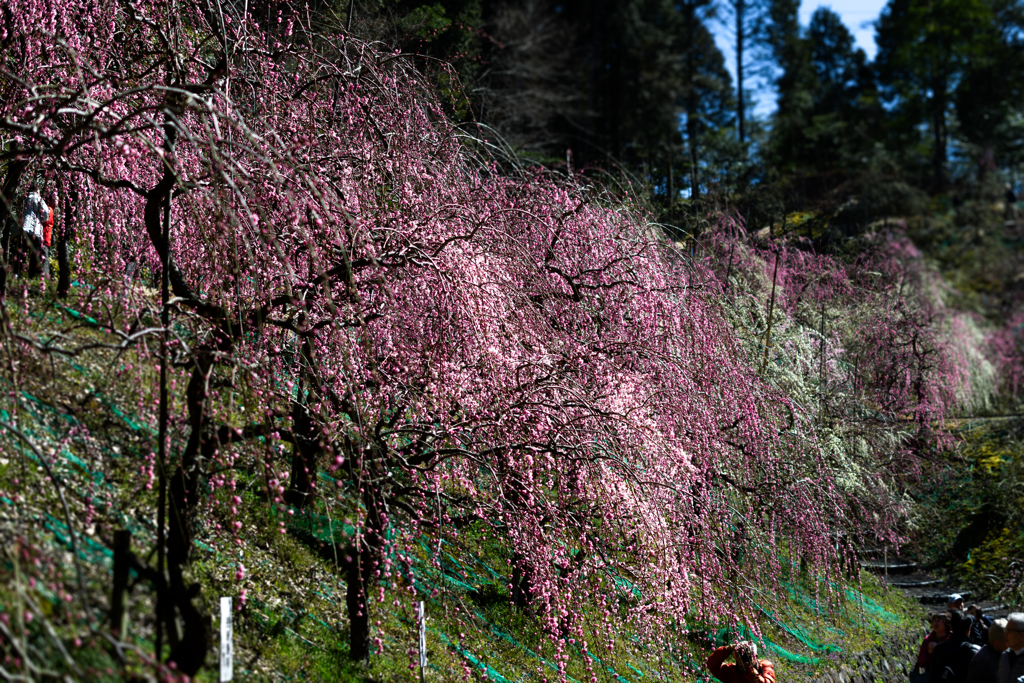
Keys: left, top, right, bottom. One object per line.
{"left": 41, "top": 191, "right": 55, "bottom": 278}
{"left": 706, "top": 641, "right": 776, "bottom": 683}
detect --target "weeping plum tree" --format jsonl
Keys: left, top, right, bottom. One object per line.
{"left": 703, "top": 215, "right": 987, "bottom": 550}
{"left": 2, "top": 0, "right": 885, "bottom": 672}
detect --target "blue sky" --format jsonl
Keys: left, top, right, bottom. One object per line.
{"left": 710, "top": 0, "right": 889, "bottom": 117}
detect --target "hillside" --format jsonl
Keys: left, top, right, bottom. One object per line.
{"left": 1, "top": 2, "right": 1023, "bottom": 682}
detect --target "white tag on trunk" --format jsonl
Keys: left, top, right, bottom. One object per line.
{"left": 417, "top": 600, "right": 427, "bottom": 680}
{"left": 220, "top": 597, "right": 233, "bottom": 682}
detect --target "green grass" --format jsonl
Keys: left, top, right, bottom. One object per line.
{"left": 0, "top": 278, "right": 925, "bottom": 682}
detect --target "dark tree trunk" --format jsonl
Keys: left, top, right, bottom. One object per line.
{"left": 511, "top": 556, "right": 535, "bottom": 613}
{"left": 148, "top": 134, "right": 215, "bottom": 672}
{"left": 931, "top": 77, "right": 947, "bottom": 190}
{"left": 167, "top": 359, "right": 212, "bottom": 570}
{"left": 165, "top": 356, "right": 213, "bottom": 675}
{"left": 346, "top": 543, "right": 372, "bottom": 661}
{"left": 668, "top": 159, "right": 674, "bottom": 217}
{"left": 685, "top": 5, "right": 699, "bottom": 199}
{"left": 346, "top": 488, "right": 386, "bottom": 661}
{"left": 736, "top": 0, "right": 745, "bottom": 144}
{"left": 0, "top": 157, "right": 27, "bottom": 297}
{"left": 286, "top": 393, "right": 322, "bottom": 509}
{"left": 57, "top": 175, "right": 77, "bottom": 297}
{"left": 110, "top": 529, "right": 131, "bottom": 638}
{"left": 142, "top": 118, "right": 196, "bottom": 303}
{"left": 286, "top": 338, "right": 322, "bottom": 509}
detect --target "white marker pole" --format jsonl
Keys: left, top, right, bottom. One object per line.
{"left": 220, "top": 597, "right": 233, "bottom": 682}
{"left": 417, "top": 600, "right": 427, "bottom": 683}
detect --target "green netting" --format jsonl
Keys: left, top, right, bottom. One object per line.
{"left": 588, "top": 651, "right": 637, "bottom": 683}
{"left": 0, "top": 333, "right": 901, "bottom": 682}
{"left": 45, "top": 515, "right": 114, "bottom": 569}
{"left": 433, "top": 630, "right": 517, "bottom": 683}
{"left": 717, "top": 625, "right": 822, "bottom": 665}
{"left": 753, "top": 595, "right": 842, "bottom": 655}
{"left": 272, "top": 509, "right": 877, "bottom": 680}
{"left": 393, "top": 537, "right": 654, "bottom": 681}
{"left": 57, "top": 304, "right": 102, "bottom": 329}
{"left": 284, "top": 508, "right": 356, "bottom": 545}
{"left": 844, "top": 588, "right": 899, "bottom": 622}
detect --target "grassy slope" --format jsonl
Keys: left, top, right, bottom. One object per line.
{"left": 0, "top": 267, "right": 926, "bottom": 682}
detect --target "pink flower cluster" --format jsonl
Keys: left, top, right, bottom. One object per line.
{"left": 0, "top": 0, "right": 894, "bottom": 669}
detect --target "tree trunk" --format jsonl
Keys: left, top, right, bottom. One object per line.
{"left": 142, "top": 119, "right": 196, "bottom": 302}
{"left": 286, "top": 338, "right": 322, "bottom": 510}
{"left": 165, "top": 356, "right": 213, "bottom": 675}
{"left": 57, "top": 175, "right": 77, "bottom": 297}
{"left": 167, "top": 358, "right": 212, "bottom": 572}
{"left": 686, "top": 4, "right": 699, "bottom": 200}
{"left": 511, "top": 555, "right": 536, "bottom": 614}
{"left": 147, "top": 111, "right": 213, "bottom": 674}
{"left": 668, "top": 158, "right": 674, "bottom": 218}
{"left": 0, "top": 157, "right": 27, "bottom": 297}
{"left": 931, "top": 77, "right": 947, "bottom": 190}
{"left": 346, "top": 543, "right": 372, "bottom": 661}
{"left": 736, "top": 0, "right": 745, "bottom": 144}
{"left": 110, "top": 529, "right": 131, "bottom": 638}
{"left": 286, "top": 393, "right": 322, "bottom": 509}
{"left": 346, "top": 488, "right": 386, "bottom": 661}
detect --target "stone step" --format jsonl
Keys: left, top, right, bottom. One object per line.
{"left": 860, "top": 559, "right": 918, "bottom": 575}
{"left": 880, "top": 577, "right": 942, "bottom": 588}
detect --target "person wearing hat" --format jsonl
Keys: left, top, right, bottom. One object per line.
{"left": 706, "top": 640, "right": 775, "bottom": 683}
{"left": 929, "top": 610, "right": 980, "bottom": 682}
{"left": 947, "top": 594, "right": 966, "bottom": 614}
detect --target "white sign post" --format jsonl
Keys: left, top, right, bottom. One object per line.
{"left": 417, "top": 600, "right": 427, "bottom": 683}
{"left": 220, "top": 597, "right": 233, "bottom": 682}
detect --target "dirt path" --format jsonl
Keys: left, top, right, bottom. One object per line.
{"left": 878, "top": 570, "right": 1011, "bottom": 619}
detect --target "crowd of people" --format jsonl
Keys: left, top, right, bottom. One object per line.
{"left": 913, "top": 594, "right": 1022, "bottom": 683}
{"left": 701, "top": 594, "right": 1020, "bottom": 683}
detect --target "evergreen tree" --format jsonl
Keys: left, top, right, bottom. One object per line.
{"left": 720, "top": 0, "right": 769, "bottom": 144}
{"left": 341, "top": 0, "right": 486, "bottom": 118}
{"left": 478, "top": 0, "right": 731, "bottom": 207}
{"left": 953, "top": 0, "right": 1024, "bottom": 181}
{"left": 553, "top": 0, "right": 693, "bottom": 167}
{"left": 802, "top": 7, "right": 878, "bottom": 172}
{"left": 763, "top": 0, "right": 813, "bottom": 175}
{"left": 875, "top": 0, "right": 992, "bottom": 188}
{"left": 764, "top": 5, "right": 882, "bottom": 183}
{"left": 681, "top": 5, "right": 736, "bottom": 198}
{"left": 361, "top": 0, "right": 734, "bottom": 207}
{"left": 475, "top": 0, "right": 584, "bottom": 158}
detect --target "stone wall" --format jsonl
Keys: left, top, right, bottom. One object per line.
{"left": 808, "top": 630, "right": 923, "bottom": 683}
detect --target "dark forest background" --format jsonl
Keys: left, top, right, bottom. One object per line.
{"left": 338, "top": 1, "right": 1024, "bottom": 591}
{"left": 336, "top": 0, "right": 1024, "bottom": 233}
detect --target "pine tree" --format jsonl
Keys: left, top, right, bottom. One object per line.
{"left": 720, "top": 0, "right": 769, "bottom": 144}
{"left": 953, "top": 0, "right": 1024, "bottom": 182}
{"left": 875, "top": 0, "right": 993, "bottom": 188}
